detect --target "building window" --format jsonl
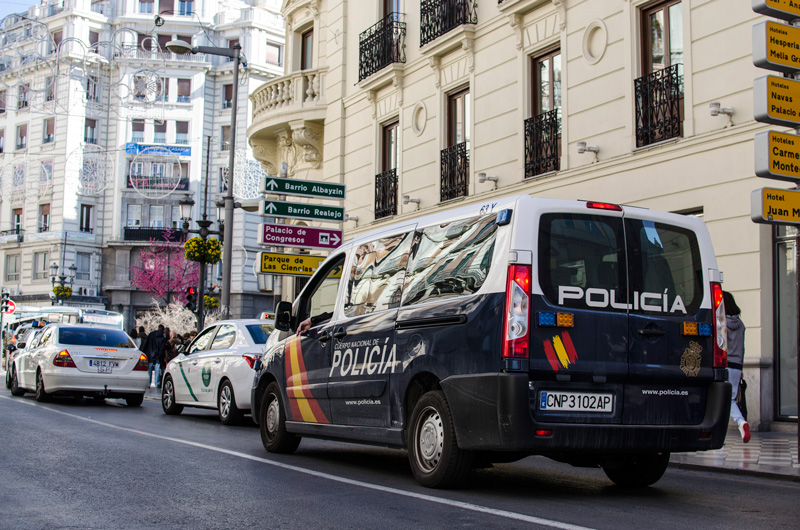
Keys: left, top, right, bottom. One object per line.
{"left": 227, "top": 39, "right": 239, "bottom": 62}
{"left": 157, "top": 34, "right": 171, "bottom": 52}
{"left": 178, "top": 0, "right": 193, "bottom": 16}
{"left": 177, "top": 78, "right": 191, "bottom": 103}
{"left": 38, "top": 203, "right": 50, "bottom": 232}
{"left": 176, "top": 121, "right": 188, "bottom": 144}
{"left": 80, "top": 204, "right": 93, "bottom": 233}
{"left": 221, "top": 126, "right": 232, "bottom": 150}
{"left": 0, "top": 90, "right": 6, "bottom": 113}
{"left": 139, "top": 0, "right": 154, "bottom": 14}
{"left": 84, "top": 118, "right": 97, "bottom": 144}
{"left": 137, "top": 33, "right": 152, "bottom": 51}
{"left": 86, "top": 76, "right": 99, "bottom": 102}
{"left": 17, "top": 84, "right": 30, "bottom": 109}
{"left": 12, "top": 208, "right": 22, "bottom": 233}
{"left": 34, "top": 251, "right": 49, "bottom": 280}
{"left": 301, "top": 28, "right": 313, "bottom": 70}
{"left": 156, "top": 77, "right": 168, "bottom": 102}
{"left": 52, "top": 30, "right": 62, "bottom": 51}
{"left": 0, "top": 128, "right": 4, "bottom": 153}
{"left": 45, "top": 76, "right": 56, "bottom": 101}
{"left": 43, "top": 117, "right": 55, "bottom": 144}
{"left": 5, "top": 255, "right": 20, "bottom": 282}
{"left": 89, "top": 31, "right": 99, "bottom": 47}
{"left": 127, "top": 204, "right": 142, "bottom": 226}
{"left": 376, "top": 120, "right": 399, "bottom": 219}
{"left": 525, "top": 48, "right": 561, "bottom": 178}
{"left": 223, "top": 84, "right": 233, "bottom": 108}
{"left": 441, "top": 87, "right": 470, "bottom": 201}
{"left": 154, "top": 120, "right": 166, "bottom": 143}
{"left": 171, "top": 206, "right": 181, "bottom": 228}
{"left": 76, "top": 252, "right": 91, "bottom": 281}
{"left": 420, "top": 0, "right": 477, "bottom": 47}
{"left": 16, "top": 124, "right": 27, "bottom": 150}
{"left": 132, "top": 119, "right": 145, "bottom": 143}
{"left": 636, "top": 0, "right": 684, "bottom": 147}
{"left": 266, "top": 42, "right": 282, "bottom": 65}
{"left": 149, "top": 205, "right": 164, "bottom": 227}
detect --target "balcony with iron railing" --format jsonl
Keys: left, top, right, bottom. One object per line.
{"left": 249, "top": 67, "right": 327, "bottom": 136}
{"left": 440, "top": 142, "right": 469, "bottom": 202}
{"left": 524, "top": 108, "right": 561, "bottom": 179}
{"left": 359, "top": 13, "right": 406, "bottom": 82}
{"left": 123, "top": 227, "right": 186, "bottom": 242}
{"left": 421, "top": 0, "right": 477, "bottom": 47}
{"left": 375, "top": 168, "right": 398, "bottom": 219}
{"left": 635, "top": 64, "right": 684, "bottom": 148}
{"left": 0, "top": 228, "right": 24, "bottom": 244}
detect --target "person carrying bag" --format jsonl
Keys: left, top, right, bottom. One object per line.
{"left": 723, "top": 291, "right": 750, "bottom": 443}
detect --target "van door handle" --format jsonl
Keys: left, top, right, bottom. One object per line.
{"left": 638, "top": 328, "right": 666, "bottom": 337}
{"left": 318, "top": 331, "right": 331, "bottom": 343}
{"left": 333, "top": 328, "right": 347, "bottom": 339}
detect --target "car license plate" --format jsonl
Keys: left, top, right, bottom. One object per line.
{"left": 539, "top": 391, "right": 613, "bottom": 413}
{"left": 89, "top": 359, "right": 119, "bottom": 373}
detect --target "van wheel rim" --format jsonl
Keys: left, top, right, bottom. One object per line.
{"left": 266, "top": 394, "right": 279, "bottom": 439}
{"left": 220, "top": 385, "right": 231, "bottom": 417}
{"left": 163, "top": 380, "right": 174, "bottom": 408}
{"left": 415, "top": 406, "right": 443, "bottom": 473}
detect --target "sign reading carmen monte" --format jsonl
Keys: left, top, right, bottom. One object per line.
{"left": 259, "top": 199, "right": 345, "bottom": 223}
{"left": 755, "top": 130, "right": 800, "bottom": 181}
{"left": 753, "top": 21, "right": 800, "bottom": 74}
{"left": 753, "top": 0, "right": 800, "bottom": 21}
{"left": 260, "top": 176, "right": 346, "bottom": 200}
{"left": 751, "top": 187, "right": 800, "bottom": 225}
{"left": 754, "top": 75, "right": 800, "bottom": 127}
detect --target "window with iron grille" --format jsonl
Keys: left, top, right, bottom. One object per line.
{"left": 441, "top": 87, "right": 469, "bottom": 201}
{"left": 376, "top": 120, "right": 399, "bottom": 219}
{"left": 38, "top": 204, "right": 50, "bottom": 232}
{"left": 359, "top": 12, "right": 406, "bottom": 82}
{"left": 525, "top": 48, "right": 561, "bottom": 178}
{"left": 420, "top": 0, "right": 477, "bottom": 47}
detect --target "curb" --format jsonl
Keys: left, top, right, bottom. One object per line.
{"left": 668, "top": 461, "right": 800, "bottom": 482}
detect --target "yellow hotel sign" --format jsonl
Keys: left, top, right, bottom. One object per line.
{"left": 755, "top": 130, "right": 800, "bottom": 182}
{"left": 751, "top": 187, "right": 800, "bottom": 225}
{"left": 754, "top": 75, "right": 800, "bottom": 127}
{"left": 259, "top": 252, "right": 327, "bottom": 277}
{"left": 754, "top": 0, "right": 800, "bottom": 21}
{"left": 753, "top": 21, "right": 800, "bottom": 73}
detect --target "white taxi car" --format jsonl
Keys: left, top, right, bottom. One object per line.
{"left": 161, "top": 319, "right": 274, "bottom": 425}
{"left": 9, "top": 324, "right": 149, "bottom": 406}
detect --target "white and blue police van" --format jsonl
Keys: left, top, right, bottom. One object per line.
{"left": 252, "top": 195, "right": 731, "bottom": 488}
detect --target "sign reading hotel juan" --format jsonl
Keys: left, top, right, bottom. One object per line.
{"left": 754, "top": 21, "right": 800, "bottom": 73}
{"left": 753, "top": 75, "right": 800, "bottom": 126}
{"left": 755, "top": 130, "right": 800, "bottom": 181}
{"left": 751, "top": 187, "right": 800, "bottom": 225}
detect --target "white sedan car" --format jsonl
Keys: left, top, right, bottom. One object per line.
{"left": 9, "top": 324, "right": 149, "bottom": 406}
{"left": 161, "top": 319, "right": 274, "bottom": 425}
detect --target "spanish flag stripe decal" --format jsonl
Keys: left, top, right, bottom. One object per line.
{"left": 552, "top": 335, "right": 571, "bottom": 369}
{"left": 561, "top": 331, "right": 579, "bottom": 363}
{"left": 543, "top": 340, "right": 559, "bottom": 372}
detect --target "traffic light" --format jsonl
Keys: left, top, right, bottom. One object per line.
{"left": 1, "top": 291, "right": 9, "bottom": 313}
{"left": 185, "top": 286, "right": 197, "bottom": 312}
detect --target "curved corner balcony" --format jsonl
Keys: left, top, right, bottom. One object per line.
{"left": 248, "top": 68, "right": 327, "bottom": 138}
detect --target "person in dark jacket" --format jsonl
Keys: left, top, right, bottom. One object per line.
{"left": 724, "top": 291, "right": 749, "bottom": 443}
{"left": 141, "top": 324, "right": 167, "bottom": 388}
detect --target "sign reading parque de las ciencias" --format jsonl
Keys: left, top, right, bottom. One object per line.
{"left": 753, "top": 21, "right": 800, "bottom": 73}
{"left": 754, "top": 130, "right": 800, "bottom": 181}
{"left": 754, "top": 75, "right": 800, "bottom": 127}
{"left": 751, "top": 187, "right": 800, "bottom": 225}
{"left": 260, "top": 176, "right": 346, "bottom": 200}
{"left": 753, "top": 0, "right": 800, "bottom": 21}
{"left": 258, "top": 252, "right": 328, "bottom": 277}
{"left": 258, "top": 223, "right": 343, "bottom": 251}
{"left": 259, "top": 200, "right": 345, "bottom": 223}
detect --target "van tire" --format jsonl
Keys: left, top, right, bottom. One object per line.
{"left": 408, "top": 391, "right": 474, "bottom": 488}
{"left": 260, "top": 382, "right": 300, "bottom": 454}
{"left": 602, "top": 452, "right": 670, "bottom": 487}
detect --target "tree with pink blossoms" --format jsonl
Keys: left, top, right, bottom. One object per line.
{"left": 130, "top": 233, "right": 199, "bottom": 306}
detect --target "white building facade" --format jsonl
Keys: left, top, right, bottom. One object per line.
{"left": 247, "top": 0, "right": 796, "bottom": 429}
{"left": 0, "top": 0, "right": 285, "bottom": 324}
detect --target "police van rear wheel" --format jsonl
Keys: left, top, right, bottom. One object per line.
{"left": 602, "top": 452, "right": 670, "bottom": 487}
{"left": 261, "top": 382, "right": 300, "bottom": 454}
{"left": 408, "top": 391, "right": 474, "bottom": 488}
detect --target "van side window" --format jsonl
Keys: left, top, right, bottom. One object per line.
{"left": 304, "top": 255, "right": 345, "bottom": 323}
{"left": 344, "top": 232, "right": 414, "bottom": 317}
{"left": 539, "top": 214, "right": 626, "bottom": 309}
{"left": 626, "top": 219, "right": 703, "bottom": 315}
{"left": 402, "top": 213, "right": 497, "bottom": 307}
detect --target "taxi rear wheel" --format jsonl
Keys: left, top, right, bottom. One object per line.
{"left": 161, "top": 376, "right": 183, "bottom": 415}
{"left": 218, "top": 380, "right": 243, "bottom": 425}
{"left": 408, "top": 390, "right": 474, "bottom": 489}
{"left": 10, "top": 368, "right": 25, "bottom": 397}
{"left": 602, "top": 452, "right": 670, "bottom": 487}
{"left": 125, "top": 394, "right": 144, "bottom": 407}
{"left": 260, "top": 382, "right": 300, "bottom": 454}
{"left": 35, "top": 370, "right": 51, "bottom": 402}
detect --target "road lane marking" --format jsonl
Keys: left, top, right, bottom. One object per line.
{"left": 1, "top": 396, "right": 596, "bottom": 530}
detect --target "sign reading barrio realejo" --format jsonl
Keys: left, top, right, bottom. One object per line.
{"left": 753, "top": 21, "right": 800, "bottom": 73}
{"left": 259, "top": 200, "right": 345, "bottom": 223}
{"left": 751, "top": 187, "right": 800, "bottom": 224}
{"left": 755, "top": 130, "right": 800, "bottom": 181}
{"left": 754, "top": 75, "right": 800, "bottom": 126}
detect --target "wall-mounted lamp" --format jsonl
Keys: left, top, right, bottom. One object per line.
{"left": 478, "top": 172, "right": 499, "bottom": 189}
{"left": 709, "top": 101, "right": 734, "bottom": 126}
{"left": 577, "top": 141, "right": 600, "bottom": 162}
{"left": 402, "top": 195, "right": 421, "bottom": 210}
{"left": 344, "top": 214, "right": 359, "bottom": 226}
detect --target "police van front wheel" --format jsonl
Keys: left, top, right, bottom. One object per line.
{"left": 260, "top": 382, "right": 300, "bottom": 454}
{"left": 602, "top": 452, "right": 670, "bottom": 487}
{"left": 408, "top": 391, "right": 474, "bottom": 488}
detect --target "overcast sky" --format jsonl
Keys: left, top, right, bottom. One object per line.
{"left": 1, "top": 0, "right": 42, "bottom": 21}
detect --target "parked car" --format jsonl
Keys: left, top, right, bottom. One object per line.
{"left": 161, "top": 319, "right": 274, "bottom": 424}
{"left": 9, "top": 324, "right": 149, "bottom": 406}
{"left": 5, "top": 323, "right": 46, "bottom": 389}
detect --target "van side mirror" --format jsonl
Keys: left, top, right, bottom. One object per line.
{"left": 274, "top": 301, "right": 293, "bottom": 332}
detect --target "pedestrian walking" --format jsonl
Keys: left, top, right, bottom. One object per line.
{"left": 724, "top": 291, "right": 750, "bottom": 443}
{"left": 141, "top": 324, "right": 167, "bottom": 388}
{"left": 130, "top": 328, "right": 141, "bottom": 349}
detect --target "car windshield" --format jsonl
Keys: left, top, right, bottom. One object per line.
{"left": 245, "top": 324, "right": 274, "bottom": 344}
{"left": 58, "top": 328, "right": 135, "bottom": 348}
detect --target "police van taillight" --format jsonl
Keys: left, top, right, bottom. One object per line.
{"left": 503, "top": 265, "right": 531, "bottom": 359}
{"left": 711, "top": 282, "right": 728, "bottom": 368}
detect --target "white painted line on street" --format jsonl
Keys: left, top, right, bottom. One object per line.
{"left": 2, "top": 396, "right": 596, "bottom": 530}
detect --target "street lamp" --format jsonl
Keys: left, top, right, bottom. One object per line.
{"left": 167, "top": 39, "right": 241, "bottom": 318}
{"left": 50, "top": 263, "right": 77, "bottom": 305}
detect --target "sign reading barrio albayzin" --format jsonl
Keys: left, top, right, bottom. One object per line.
{"left": 258, "top": 223, "right": 343, "bottom": 251}
{"left": 751, "top": 187, "right": 800, "bottom": 225}
{"left": 753, "top": 75, "right": 800, "bottom": 126}
{"left": 260, "top": 176, "right": 346, "bottom": 200}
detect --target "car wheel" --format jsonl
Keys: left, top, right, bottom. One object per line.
{"left": 35, "top": 370, "right": 51, "bottom": 402}
{"left": 602, "top": 452, "right": 670, "bottom": 487}
{"left": 161, "top": 376, "right": 183, "bottom": 415}
{"left": 218, "top": 380, "right": 243, "bottom": 425}
{"left": 126, "top": 394, "right": 144, "bottom": 407}
{"left": 260, "top": 382, "right": 300, "bottom": 453}
{"left": 407, "top": 390, "right": 474, "bottom": 489}
{"left": 10, "top": 368, "right": 25, "bottom": 397}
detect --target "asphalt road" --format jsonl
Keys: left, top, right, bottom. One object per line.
{"left": 1, "top": 393, "right": 798, "bottom": 530}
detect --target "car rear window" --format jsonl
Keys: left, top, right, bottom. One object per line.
{"left": 58, "top": 328, "right": 135, "bottom": 348}
{"left": 245, "top": 324, "right": 275, "bottom": 344}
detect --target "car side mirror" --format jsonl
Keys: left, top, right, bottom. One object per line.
{"left": 274, "top": 301, "right": 293, "bottom": 332}
{"left": 6, "top": 344, "right": 16, "bottom": 352}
